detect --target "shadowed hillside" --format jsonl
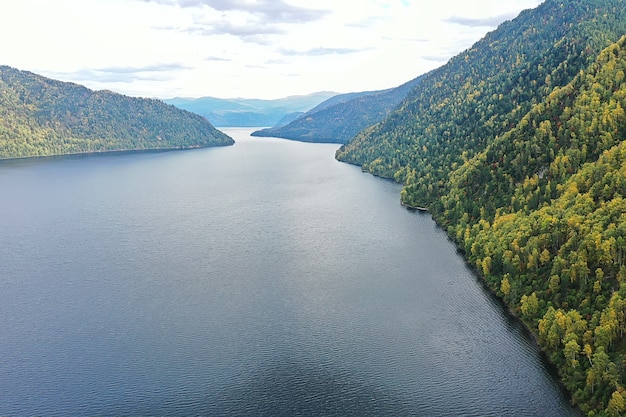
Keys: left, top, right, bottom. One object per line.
{"left": 252, "top": 76, "right": 421, "bottom": 143}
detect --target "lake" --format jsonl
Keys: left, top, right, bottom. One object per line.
{"left": 0, "top": 128, "right": 579, "bottom": 416}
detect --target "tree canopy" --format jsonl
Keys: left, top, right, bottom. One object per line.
{"left": 0, "top": 66, "right": 233, "bottom": 159}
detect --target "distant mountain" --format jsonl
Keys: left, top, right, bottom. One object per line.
{"left": 164, "top": 92, "right": 337, "bottom": 127}
{"left": 0, "top": 66, "right": 233, "bottom": 159}
{"left": 273, "top": 112, "right": 305, "bottom": 128}
{"left": 302, "top": 90, "right": 378, "bottom": 113}
{"left": 251, "top": 77, "right": 422, "bottom": 143}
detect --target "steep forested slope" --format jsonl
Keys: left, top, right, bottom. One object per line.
{"left": 252, "top": 76, "right": 421, "bottom": 143}
{"left": 0, "top": 66, "right": 233, "bottom": 159}
{"left": 335, "top": 1, "right": 626, "bottom": 415}
{"left": 337, "top": 0, "right": 626, "bottom": 209}
{"left": 446, "top": 36, "right": 626, "bottom": 416}
{"left": 443, "top": 38, "right": 626, "bottom": 225}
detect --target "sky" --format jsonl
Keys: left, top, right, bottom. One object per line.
{"left": 2, "top": 0, "right": 544, "bottom": 100}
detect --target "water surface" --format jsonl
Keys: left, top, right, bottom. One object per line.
{"left": 0, "top": 128, "right": 579, "bottom": 416}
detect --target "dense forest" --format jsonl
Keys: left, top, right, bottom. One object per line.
{"left": 336, "top": 0, "right": 626, "bottom": 415}
{"left": 0, "top": 66, "right": 233, "bottom": 159}
{"left": 337, "top": 0, "right": 626, "bottom": 205}
{"left": 455, "top": 36, "right": 626, "bottom": 417}
{"left": 252, "top": 76, "right": 422, "bottom": 143}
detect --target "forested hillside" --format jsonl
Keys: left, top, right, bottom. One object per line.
{"left": 252, "top": 76, "right": 421, "bottom": 143}
{"left": 452, "top": 37, "right": 626, "bottom": 417}
{"left": 0, "top": 66, "right": 233, "bottom": 159}
{"left": 337, "top": 0, "right": 626, "bottom": 207}
{"left": 335, "top": 0, "right": 626, "bottom": 415}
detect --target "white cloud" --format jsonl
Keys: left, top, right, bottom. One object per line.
{"left": 141, "top": 0, "right": 329, "bottom": 23}
{"left": 0, "top": 0, "right": 544, "bottom": 99}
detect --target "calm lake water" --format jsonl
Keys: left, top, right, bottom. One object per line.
{"left": 0, "top": 128, "right": 579, "bottom": 416}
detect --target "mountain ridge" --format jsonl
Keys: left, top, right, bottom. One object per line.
{"left": 0, "top": 65, "right": 233, "bottom": 159}
{"left": 164, "top": 92, "right": 337, "bottom": 127}
{"left": 251, "top": 77, "right": 422, "bottom": 143}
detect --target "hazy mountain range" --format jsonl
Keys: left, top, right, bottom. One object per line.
{"left": 164, "top": 92, "right": 337, "bottom": 127}
{"left": 251, "top": 76, "right": 422, "bottom": 143}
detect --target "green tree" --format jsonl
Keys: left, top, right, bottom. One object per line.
{"left": 606, "top": 390, "right": 625, "bottom": 416}
{"left": 563, "top": 337, "right": 581, "bottom": 368}
{"left": 521, "top": 292, "right": 540, "bottom": 320}
{"left": 501, "top": 275, "right": 511, "bottom": 297}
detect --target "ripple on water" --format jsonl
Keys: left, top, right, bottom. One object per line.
{"left": 0, "top": 131, "right": 580, "bottom": 416}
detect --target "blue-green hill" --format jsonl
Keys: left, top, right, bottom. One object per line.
{"left": 251, "top": 77, "right": 421, "bottom": 143}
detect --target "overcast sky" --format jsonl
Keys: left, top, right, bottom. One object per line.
{"left": 2, "top": 0, "right": 544, "bottom": 100}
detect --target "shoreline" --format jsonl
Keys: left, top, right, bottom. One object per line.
{"left": 0, "top": 142, "right": 234, "bottom": 163}
{"left": 426, "top": 210, "right": 584, "bottom": 415}
{"left": 400, "top": 201, "right": 429, "bottom": 212}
